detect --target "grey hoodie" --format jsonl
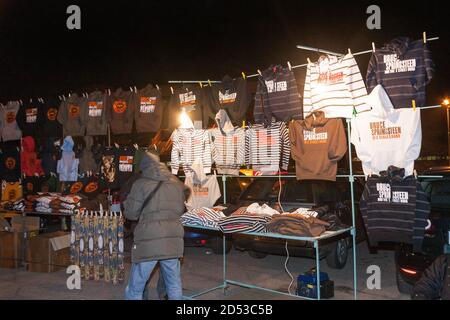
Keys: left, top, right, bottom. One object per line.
{"left": 57, "top": 94, "right": 87, "bottom": 137}
{"left": 124, "top": 152, "right": 188, "bottom": 263}
{"left": 135, "top": 84, "right": 163, "bottom": 133}
{"left": 108, "top": 88, "right": 136, "bottom": 135}
{"left": 78, "top": 136, "right": 99, "bottom": 173}
{"left": 1, "top": 101, "right": 22, "bottom": 142}
{"left": 85, "top": 91, "right": 109, "bottom": 136}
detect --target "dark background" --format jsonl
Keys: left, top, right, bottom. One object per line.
{"left": 0, "top": 0, "right": 448, "bottom": 156}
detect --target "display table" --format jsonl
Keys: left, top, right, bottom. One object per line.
{"left": 182, "top": 223, "right": 355, "bottom": 300}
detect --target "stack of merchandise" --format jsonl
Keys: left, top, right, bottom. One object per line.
{"left": 180, "top": 207, "right": 226, "bottom": 230}
{"left": 1, "top": 200, "right": 25, "bottom": 212}
{"left": 266, "top": 214, "right": 330, "bottom": 237}
{"left": 70, "top": 211, "right": 125, "bottom": 285}
{"left": 34, "top": 193, "right": 82, "bottom": 214}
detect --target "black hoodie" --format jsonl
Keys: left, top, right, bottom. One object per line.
{"left": 205, "top": 75, "right": 251, "bottom": 126}
{"left": 366, "top": 37, "right": 435, "bottom": 109}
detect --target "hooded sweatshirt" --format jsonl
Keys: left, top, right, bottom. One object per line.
{"left": 40, "top": 98, "right": 63, "bottom": 138}
{"left": 21, "top": 136, "right": 44, "bottom": 177}
{"left": 184, "top": 160, "right": 221, "bottom": 210}
{"left": 359, "top": 166, "right": 430, "bottom": 252}
{"left": 168, "top": 86, "right": 208, "bottom": 130}
{"left": 209, "top": 109, "right": 246, "bottom": 175}
{"left": 17, "top": 99, "right": 44, "bottom": 137}
{"left": 135, "top": 84, "right": 163, "bottom": 133}
{"left": 57, "top": 94, "right": 87, "bottom": 137}
{"left": 57, "top": 136, "right": 80, "bottom": 182}
{"left": 0, "top": 143, "right": 21, "bottom": 182}
{"left": 108, "top": 88, "right": 136, "bottom": 135}
{"left": 254, "top": 65, "right": 303, "bottom": 125}
{"left": 40, "top": 138, "right": 59, "bottom": 176}
{"left": 205, "top": 75, "right": 251, "bottom": 126}
{"left": 84, "top": 90, "right": 109, "bottom": 136}
{"left": 289, "top": 111, "right": 347, "bottom": 181}
{"left": 351, "top": 85, "right": 422, "bottom": 177}
{"left": 1, "top": 101, "right": 22, "bottom": 142}
{"left": 303, "top": 53, "right": 370, "bottom": 119}
{"left": 78, "top": 136, "right": 99, "bottom": 174}
{"left": 171, "top": 115, "right": 212, "bottom": 176}
{"left": 124, "top": 152, "right": 188, "bottom": 263}
{"left": 366, "top": 37, "right": 435, "bottom": 109}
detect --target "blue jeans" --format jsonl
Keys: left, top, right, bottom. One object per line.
{"left": 125, "top": 259, "right": 182, "bottom": 300}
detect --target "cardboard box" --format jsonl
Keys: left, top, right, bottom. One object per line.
{"left": 11, "top": 216, "right": 40, "bottom": 233}
{"left": 26, "top": 231, "right": 71, "bottom": 273}
{"left": 0, "top": 231, "right": 37, "bottom": 269}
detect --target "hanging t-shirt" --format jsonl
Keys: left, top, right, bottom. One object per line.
{"left": 40, "top": 98, "right": 63, "bottom": 138}
{"left": 81, "top": 176, "right": 105, "bottom": 200}
{"left": 108, "top": 88, "right": 136, "bottom": 135}
{"left": 117, "top": 147, "right": 135, "bottom": 186}
{"left": 135, "top": 84, "right": 163, "bottom": 133}
{"left": 17, "top": 100, "right": 43, "bottom": 137}
{"left": 85, "top": 91, "right": 109, "bottom": 136}
{"left": 22, "top": 176, "right": 42, "bottom": 195}
{"left": 184, "top": 163, "right": 221, "bottom": 210}
{"left": 100, "top": 147, "right": 119, "bottom": 189}
{"left": 168, "top": 86, "right": 209, "bottom": 129}
{"left": 1, "top": 101, "right": 22, "bottom": 142}
{"left": 1, "top": 181, "right": 23, "bottom": 203}
{"left": 0, "top": 144, "right": 21, "bottom": 182}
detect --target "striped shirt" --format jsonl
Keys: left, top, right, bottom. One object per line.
{"left": 218, "top": 213, "right": 272, "bottom": 234}
{"left": 171, "top": 128, "right": 212, "bottom": 176}
{"left": 366, "top": 38, "right": 435, "bottom": 109}
{"left": 360, "top": 174, "right": 430, "bottom": 252}
{"left": 245, "top": 122, "right": 290, "bottom": 172}
{"left": 209, "top": 127, "right": 246, "bottom": 175}
{"left": 303, "top": 53, "right": 370, "bottom": 119}
{"left": 180, "top": 207, "right": 226, "bottom": 230}
{"left": 254, "top": 65, "right": 303, "bottom": 125}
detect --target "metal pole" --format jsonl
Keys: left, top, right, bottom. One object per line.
{"left": 315, "top": 241, "right": 321, "bottom": 300}
{"left": 296, "top": 44, "right": 344, "bottom": 56}
{"left": 447, "top": 107, "right": 450, "bottom": 166}
{"left": 346, "top": 118, "right": 358, "bottom": 300}
{"left": 222, "top": 175, "right": 227, "bottom": 205}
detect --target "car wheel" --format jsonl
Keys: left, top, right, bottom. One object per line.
{"left": 396, "top": 269, "right": 413, "bottom": 295}
{"left": 326, "top": 239, "right": 349, "bottom": 269}
{"left": 248, "top": 250, "right": 268, "bottom": 259}
{"left": 209, "top": 237, "right": 232, "bottom": 255}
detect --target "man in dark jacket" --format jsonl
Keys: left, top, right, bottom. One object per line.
{"left": 412, "top": 254, "right": 450, "bottom": 300}
{"left": 124, "top": 152, "right": 188, "bottom": 300}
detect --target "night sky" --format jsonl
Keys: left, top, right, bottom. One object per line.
{"left": 0, "top": 0, "right": 448, "bottom": 154}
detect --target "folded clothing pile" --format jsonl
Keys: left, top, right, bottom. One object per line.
{"left": 289, "top": 205, "right": 348, "bottom": 232}
{"left": 266, "top": 214, "right": 330, "bottom": 237}
{"left": 217, "top": 205, "right": 278, "bottom": 234}
{"left": 180, "top": 207, "right": 226, "bottom": 229}
{"left": 245, "top": 203, "right": 280, "bottom": 216}
{"left": 35, "top": 193, "right": 82, "bottom": 214}
{"left": 1, "top": 199, "right": 25, "bottom": 212}
{"left": 24, "top": 195, "right": 40, "bottom": 212}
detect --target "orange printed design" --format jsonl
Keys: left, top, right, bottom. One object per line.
{"left": 113, "top": 100, "right": 127, "bottom": 114}
{"left": 70, "top": 182, "right": 84, "bottom": 194}
{"left": 6, "top": 112, "right": 16, "bottom": 124}
{"left": 47, "top": 108, "right": 58, "bottom": 121}
{"left": 84, "top": 182, "right": 99, "bottom": 193}
{"left": 5, "top": 157, "right": 16, "bottom": 170}
{"left": 69, "top": 105, "right": 81, "bottom": 118}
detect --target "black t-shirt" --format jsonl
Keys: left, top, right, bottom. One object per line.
{"left": 168, "top": 86, "right": 210, "bottom": 129}
{"left": 81, "top": 176, "right": 105, "bottom": 200}
{"left": 22, "top": 176, "right": 43, "bottom": 195}
{"left": 100, "top": 147, "right": 119, "bottom": 190}
{"left": 0, "top": 143, "right": 21, "bottom": 182}
{"left": 40, "top": 98, "right": 63, "bottom": 138}
{"left": 17, "top": 100, "right": 44, "bottom": 137}
{"left": 117, "top": 147, "right": 136, "bottom": 186}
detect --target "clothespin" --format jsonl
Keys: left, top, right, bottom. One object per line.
{"left": 307, "top": 58, "right": 312, "bottom": 65}
{"left": 108, "top": 89, "right": 111, "bottom": 96}
{"left": 241, "top": 72, "right": 246, "bottom": 80}
{"left": 372, "top": 42, "right": 376, "bottom": 53}
{"left": 257, "top": 69, "right": 262, "bottom": 76}
{"left": 348, "top": 48, "right": 352, "bottom": 55}
{"left": 207, "top": 79, "right": 212, "bottom": 87}
{"left": 58, "top": 95, "right": 62, "bottom": 101}
{"left": 170, "top": 86, "right": 174, "bottom": 95}
{"left": 133, "top": 143, "right": 139, "bottom": 150}
{"left": 287, "top": 61, "right": 292, "bottom": 71}
{"left": 155, "top": 84, "right": 160, "bottom": 91}
{"left": 414, "top": 170, "right": 418, "bottom": 179}
{"left": 199, "top": 81, "right": 203, "bottom": 88}
{"left": 114, "top": 142, "right": 120, "bottom": 149}
{"left": 412, "top": 100, "right": 417, "bottom": 111}
{"left": 134, "top": 86, "right": 137, "bottom": 93}
{"left": 129, "top": 86, "right": 133, "bottom": 92}
{"left": 423, "top": 31, "right": 427, "bottom": 44}
{"left": 242, "top": 120, "right": 246, "bottom": 129}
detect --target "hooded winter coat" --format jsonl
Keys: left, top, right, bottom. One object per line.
{"left": 289, "top": 111, "right": 347, "bottom": 181}
{"left": 78, "top": 136, "right": 99, "bottom": 173}
{"left": 21, "top": 136, "right": 44, "bottom": 177}
{"left": 57, "top": 136, "right": 79, "bottom": 182}
{"left": 124, "top": 152, "right": 188, "bottom": 263}
{"left": 366, "top": 37, "right": 435, "bottom": 109}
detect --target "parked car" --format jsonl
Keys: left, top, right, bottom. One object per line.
{"left": 231, "top": 177, "right": 366, "bottom": 269}
{"left": 395, "top": 167, "right": 450, "bottom": 294}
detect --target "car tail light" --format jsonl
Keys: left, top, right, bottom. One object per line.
{"left": 400, "top": 268, "right": 418, "bottom": 275}
{"left": 200, "top": 240, "right": 207, "bottom": 245}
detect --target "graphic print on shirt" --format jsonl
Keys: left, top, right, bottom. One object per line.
{"left": 26, "top": 108, "right": 38, "bottom": 123}
{"left": 255, "top": 131, "right": 275, "bottom": 147}
{"left": 69, "top": 104, "right": 81, "bottom": 118}
{"left": 303, "top": 131, "right": 328, "bottom": 144}
{"left": 70, "top": 182, "right": 84, "bottom": 194}
{"left": 218, "top": 90, "right": 237, "bottom": 104}
{"left": 101, "top": 155, "right": 116, "bottom": 183}
{"left": 192, "top": 185, "right": 209, "bottom": 197}
{"left": 265, "top": 80, "right": 288, "bottom": 94}
{"left": 118, "top": 156, "right": 133, "bottom": 172}
{"left": 6, "top": 112, "right": 16, "bottom": 124}
{"left": 179, "top": 91, "right": 197, "bottom": 108}
{"left": 47, "top": 108, "right": 58, "bottom": 121}
{"left": 8, "top": 189, "right": 17, "bottom": 201}
{"left": 376, "top": 183, "right": 409, "bottom": 203}
{"left": 140, "top": 97, "right": 157, "bottom": 113}
{"left": 370, "top": 121, "right": 402, "bottom": 140}
{"left": 113, "top": 100, "right": 127, "bottom": 114}
{"left": 384, "top": 54, "right": 416, "bottom": 74}
{"left": 84, "top": 181, "right": 99, "bottom": 194}
{"left": 88, "top": 101, "right": 104, "bottom": 117}
{"left": 5, "top": 157, "right": 16, "bottom": 170}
